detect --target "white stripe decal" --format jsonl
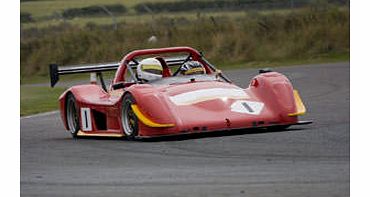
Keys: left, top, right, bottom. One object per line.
{"left": 81, "top": 108, "right": 92, "bottom": 131}
{"left": 169, "top": 88, "right": 249, "bottom": 105}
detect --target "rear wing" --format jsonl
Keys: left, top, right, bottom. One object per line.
{"left": 49, "top": 56, "right": 193, "bottom": 88}
{"left": 49, "top": 62, "right": 119, "bottom": 87}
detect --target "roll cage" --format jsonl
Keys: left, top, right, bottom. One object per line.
{"left": 113, "top": 46, "right": 231, "bottom": 84}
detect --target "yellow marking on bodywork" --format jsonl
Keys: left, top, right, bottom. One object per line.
{"left": 142, "top": 64, "right": 163, "bottom": 71}
{"left": 131, "top": 104, "right": 175, "bottom": 128}
{"left": 184, "top": 67, "right": 205, "bottom": 75}
{"left": 77, "top": 131, "right": 124, "bottom": 137}
{"left": 288, "top": 90, "right": 306, "bottom": 116}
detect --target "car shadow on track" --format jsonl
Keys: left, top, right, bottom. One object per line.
{"left": 71, "top": 127, "right": 307, "bottom": 142}
{"left": 139, "top": 127, "right": 306, "bottom": 142}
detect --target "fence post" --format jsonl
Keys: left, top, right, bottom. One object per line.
{"left": 99, "top": 5, "right": 118, "bottom": 30}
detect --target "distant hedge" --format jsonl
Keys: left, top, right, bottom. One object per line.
{"left": 134, "top": 0, "right": 297, "bottom": 13}
{"left": 62, "top": 4, "right": 127, "bottom": 19}
{"left": 134, "top": 0, "right": 348, "bottom": 13}
{"left": 21, "top": 12, "right": 33, "bottom": 23}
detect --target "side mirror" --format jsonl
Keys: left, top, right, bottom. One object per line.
{"left": 259, "top": 68, "right": 272, "bottom": 74}
{"left": 112, "top": 82, "right": 125, "bottom": 90}
{"left": 112, "top": 82, "right": 135, "bottom": 90}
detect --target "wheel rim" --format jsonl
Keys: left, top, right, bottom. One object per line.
{"left": 67, "top": 98, "right": 78, "bottom": 134}
{"left": 122, "top": 100, "right": 138, "bottom": 136}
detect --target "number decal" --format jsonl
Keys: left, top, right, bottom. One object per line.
{"left": 81, "top": 108, "right": 92, "bottom": 131}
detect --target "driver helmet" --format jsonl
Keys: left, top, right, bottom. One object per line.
{"left": 137, "top": 58, "right": 163, "bottom": 82}
{"left": 180, "top": 61, "right": 205, "bottom": 75}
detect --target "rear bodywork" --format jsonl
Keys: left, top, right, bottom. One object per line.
{"left": 52, "top": 47, "right": 310, "bottom": 138}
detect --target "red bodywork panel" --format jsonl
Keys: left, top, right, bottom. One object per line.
{"left": 58, "top": 47, "right": 304, "bottom": 138}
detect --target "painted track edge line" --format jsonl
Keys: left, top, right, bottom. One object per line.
{"left": 21, "top": 111, "right": 59, "bottom": 120}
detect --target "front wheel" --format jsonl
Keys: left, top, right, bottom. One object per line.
{"left": 121, "top": 94, "right": 139, "bottom": 140}
{"left": 66, "top": 93, "right": 80, "bottom": 138}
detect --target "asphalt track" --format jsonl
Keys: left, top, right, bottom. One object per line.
{"left": 21, "top": 62, "right": 349, "bottom": 197}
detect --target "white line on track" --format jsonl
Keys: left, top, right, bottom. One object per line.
{"left": 20, "top": 111, "right": 59, "bottom": 120}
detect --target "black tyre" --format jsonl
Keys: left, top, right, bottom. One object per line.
{"left": 121, "top": 93, "right": 139, "bottom": 140}
{"left": 66, "top": 93, "right": 80, "bottom": 138}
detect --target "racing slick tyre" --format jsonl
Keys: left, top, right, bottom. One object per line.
{"left": 121, "top": 93, "right": 139, "bottom": 140}
{"left": 66, "top": 93, "right": 80, "bottom": 138}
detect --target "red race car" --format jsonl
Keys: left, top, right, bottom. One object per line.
{"left": 50, "top": 46, "right": 311, "bottom": 140}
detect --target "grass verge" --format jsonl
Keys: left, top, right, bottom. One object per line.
{"left": 20, "top": 86, "right": 67, "bottom": 116}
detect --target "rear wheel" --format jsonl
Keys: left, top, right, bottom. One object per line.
{"left": 66, "top": 94, "right": 80, "bottom": 138}
{"left": 121, "top": 94, "right": 139, "bottom": 140}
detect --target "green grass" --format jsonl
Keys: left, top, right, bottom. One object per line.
{"left": 21, "top": 0, "right": 181, "bottom": 18}
{"left": 20, "top": 86, "right": 67, "bottom": 116}
{"left": 21, "top": 70, "right": 117, "bottom": 84}
{"left": 21, "top": 72, "right": 91, "bottom": 84}
{"left": 20, "top": 6, "right": 301, "bottom": 30}
{"left": 21, "top": 10, "right": 251, "bottom": 29}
